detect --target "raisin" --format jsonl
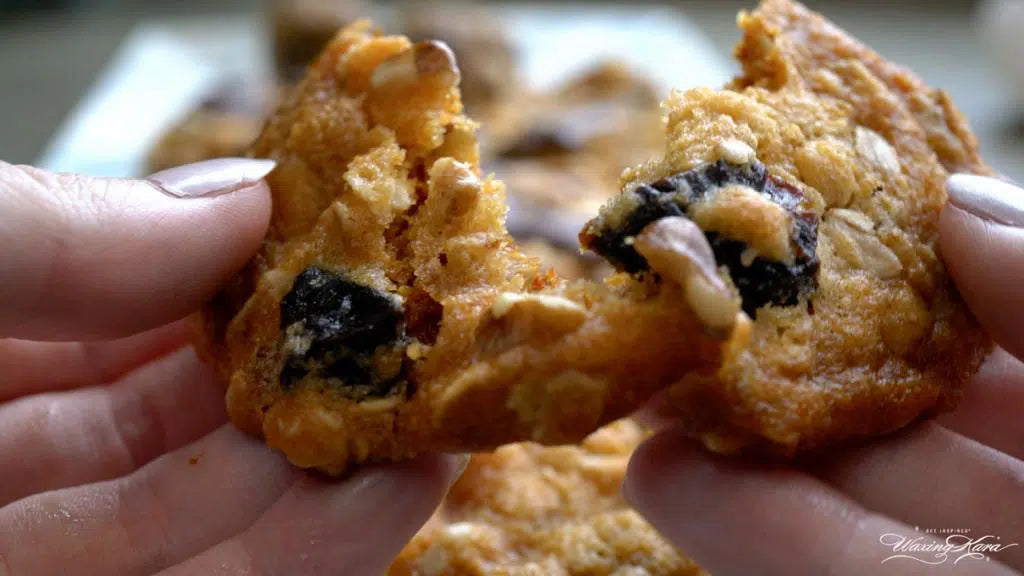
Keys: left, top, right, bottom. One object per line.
{"left": 583, "top": 160, "right": 819, "bottom": 316}
{"left": 279, "top": 267, "right": 407, "bottom": 397}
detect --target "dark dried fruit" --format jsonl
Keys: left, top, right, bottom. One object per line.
{"left": 279, "top": 267, "right": 407, "bottom": 397}
{"left": 582, "top": 160, "right": 819, "bottom": 316}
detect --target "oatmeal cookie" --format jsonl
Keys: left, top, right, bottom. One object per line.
{"left": 194, "top": 22, "right": 740, "bottom": 474}
{"left": 389, "top": 420, "right": 704, "bottom": 576}
{"left": 582, "top": 0, "right": 991, "bottom": 454}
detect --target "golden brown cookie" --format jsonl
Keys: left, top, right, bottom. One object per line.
{"left": 582, "top": 0, "right": 991, "bottom": 455}
{"left": 194, "top": 22, "right": 738, "bottom": 474}
{"left": 389, "top": 420, "right": 705, "bottom": 576}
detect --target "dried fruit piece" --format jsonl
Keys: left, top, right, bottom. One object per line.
{"left": 279, "top": 267, "right": 407, "bottom": 397}
{"left": 582, "top": 159, "right": 820, "bottom": 316}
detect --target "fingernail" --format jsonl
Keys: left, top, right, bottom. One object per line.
{"left": 448, "top": 453, "right": 471, "bottom": 487}
{"left": 947, "top": 173, "right": 1024, "bottom": 227}
{"left": 148, "top": 157, "right": 276, "bottom": 198}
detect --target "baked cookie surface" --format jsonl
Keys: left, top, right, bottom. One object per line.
{"left": 583, "top": 0, "right": 990, "bottom": 454}
{"left": 195, "top": 22, "right": 734, "bottom": 474}
{"left": 389, "top": 420, "right": 704, "bottom": 576}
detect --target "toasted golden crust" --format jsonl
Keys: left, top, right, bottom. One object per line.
{"left": 389, "top": 420, "right": 705, "bottom": 576}
{"left": 583, "top": 0, "right": 990, "bottom": 455}
{"left": 195, "top": 23, "right": 733, "bottom": 474}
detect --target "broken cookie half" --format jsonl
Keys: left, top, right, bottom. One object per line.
{"left": 194, "top": 22, "right": 740, "bottom": 474}
{"left": 583, "top": 0, "right": 990, "bottom": 455}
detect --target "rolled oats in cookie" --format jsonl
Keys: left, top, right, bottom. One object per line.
{"left": 193, "top": 22, "right": 737, "bottom": 475}
{"left": 583, "top": 0, "right": 990, "bottom": 455}
{"left": 388, "top": 420, "right": 706, "bottom": 576}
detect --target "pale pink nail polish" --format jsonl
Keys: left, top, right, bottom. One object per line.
{"left": 947, "top": 173, "right": 1024, "bottom": 228}
{"left": 148, "top": 157, "right": 276, "bottom": 198}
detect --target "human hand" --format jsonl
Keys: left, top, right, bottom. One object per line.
{"left": 0, "top": 159, "right": 464, "bottom": 576}
{"left": 624, "top": 174, "right": 1024, "bottom": 575}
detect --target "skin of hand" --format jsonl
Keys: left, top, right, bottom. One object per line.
{"left": 0, "top": 158, "right": 466, "bottom": 576}
{"left": 624, "top": 174, "right": 1024, "bottom": 576}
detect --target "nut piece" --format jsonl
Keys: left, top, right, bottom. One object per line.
{"left": 688, "top": 184, "right": 793, "bottom": 264}
{"left": 634, "top": 217, "right": 740, "bottom": 338}
{"left": 823, "top": 209, "right": 903, "bottom": 279}
{"left": 717, "top": 138, "right": 756, "bottom": 165}
{"left": 371, "top": 40, "right": 460, "bottom": 88}
{"left": 491, "top": 292, "right": 588, "bottom": 333}
{"left": 582, "top": 160, "right": 820, "bottom": 316}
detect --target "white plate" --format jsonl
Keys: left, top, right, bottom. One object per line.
{"left": 37, "top": 5, "right": 731, "bottom": 178}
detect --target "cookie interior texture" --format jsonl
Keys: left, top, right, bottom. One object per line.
{"left": 389, "top": 420, "right": 705, "bottom": 576}
{"left": 194, "top": 21, "right": 731, "bottom": 475}
{"left": 583, "top": 0, "right": 990, "bottom": 454}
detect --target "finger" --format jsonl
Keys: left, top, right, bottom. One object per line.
{"left": 812, "top": 423, "right": 1024, "bottom": 571}
{"left": 624, "top": 429, "right": 1019, "bottom": 576}
{"left": 939, "top": 174, "right": 1024, "bottom": 361}
{"left": 0, "top": 346, "right": 226, "bottom": 506}
{"left": 0, "top": 158, "right": 272, "bottom": 341}
{"left": 0, "top": 321, "right": 188, "bottom": 402}
{"left": 0, "top": 425, "right": 298, "bottom": 576}
{"left": 158, "top": 454, "right": 466, "bottom": 576}
{"left": 939, "top": 347, "right": 1024, "bottom": 460}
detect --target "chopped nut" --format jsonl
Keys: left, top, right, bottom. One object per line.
{"left": 261, "top": 268, "right": 294, "bottom": 298}
{"left": 824, "top": 209, "right": 903, "bottom": 279}
{"left": 491, "top": 292, "right": 587, "bottom": 332}
{"left": 717, "top": 138, "right": 756, "bottom": 165}
{"left": 371, "top": 40, "right": 460, "bottom": 88}
{"left": 633, "top": 217, "right": 739, "bottom": 338}
{"left": 689, "top": 184, "right": 793, "bottom": 264}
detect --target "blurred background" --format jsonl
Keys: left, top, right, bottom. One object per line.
{"left": 0, "top": 0, "right": 1020, "bottom": 181}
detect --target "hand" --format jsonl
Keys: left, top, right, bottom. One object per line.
{"left": 624, "top": 174, "right": 1024, "bottom": 576}
{"left": 0, "top": 159, "right": 464, "bottom": 576}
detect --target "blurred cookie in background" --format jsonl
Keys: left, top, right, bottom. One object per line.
{"left": 145, "top": 81, "right": 269, "bottom": 173}
{"left": 271, "top": 0, "right": 371, "bottom": 83}
{"left": 401, "top": 0, "right": 519, "bottom": 110}
{"left": 389, "top": 420, "right": 705, "bottom": 576}
{"left": 488, "top": 61, "right": 663, "bottom": 265}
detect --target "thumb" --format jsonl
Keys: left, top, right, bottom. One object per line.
{"left": 0, "top": 158, "right": 272, "bottom": 341}
{"left": 939, "top": 174, "right": 1024, "bottom": 361}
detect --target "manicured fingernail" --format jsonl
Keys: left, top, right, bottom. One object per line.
{"left": 947, "top": 173, "right": 1024, "bottom": 227}
{"left": 451, "top": 453, "right": 471, "bottom": 481}
{"left": 149, "top": 157, "right": 276, "bottom": 198}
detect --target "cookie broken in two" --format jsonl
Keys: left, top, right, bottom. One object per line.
{"left": 194, "top": 0, "right": 990, "bottom": 474}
